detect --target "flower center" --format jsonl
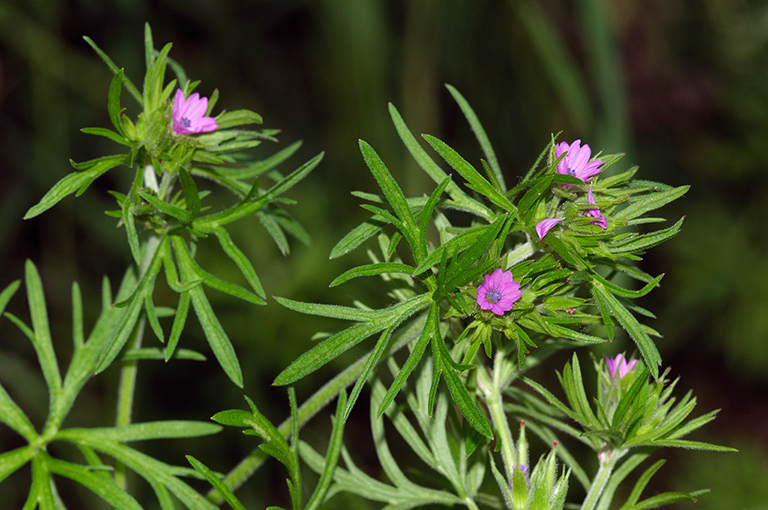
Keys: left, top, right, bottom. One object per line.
{"left": 566, "top": 166, "right": 577, "bottom": 177}
{"left": 486, "top": 288, "right": 502, "bottom": 304}
{"left": 179, "top": 117, "right": 192, "bottom": 128}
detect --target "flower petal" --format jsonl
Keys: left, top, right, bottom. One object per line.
{"left": 536, "top": 218, "right": 563, "bottom": 240}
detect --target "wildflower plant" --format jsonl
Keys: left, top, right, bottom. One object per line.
{"left": 0, "top": 25, "right": 736, "bottom": 510}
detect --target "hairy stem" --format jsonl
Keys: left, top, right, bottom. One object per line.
{"left": 580, "top": 448, "right": 624, "bottom": 510}
{"left": 114, "top": 235, "right": 161, "bottom": 489}
{"left": 478, "top": 354, "right": 517, "bottom": 481}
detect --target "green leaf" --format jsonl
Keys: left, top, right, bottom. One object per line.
{"left": 216, "top": 141, "right": 303, "bottom": 179}
{"left": 330, "top": 262, "right": 415, "bottom": 287}
{"left": 195, "top": 152, "right": 323, "bottom": 230}
{"left": 107, "top": 69, "right": 126, "bottom": 135}
{"left": 0, "top": 446, "right": 36, "bottom": 483}
{"left": 172, "top": 237, "right": 243, "bottom": 387}
{"left": 0, "top": 279, "right": 20, "bottom": 317}
{"left": 122, "top": 197, "right": 142, "bottom": 266}
{"left": 81, "top": 126, "right": 130, "bottom": 146}
{"left": 216, "top": 109, "right": 264, "bottom": 129}
{"left": 517, "top": 174, "right": 553, "bottom": 221}
{"left": 435, "top": 343, "right": 493, "bottom": 438}
{"left": 591, "top": 281, "right": 661, "bottom": 379}
{"left": 0, "top": 385, "right": 37, "bottom": 443}
{"left": 44, "top": 455, "right": 143, "bottom": 510}
{"left": 95, "top": 241, "right": 165, "bottom": 374}
{"left": 275, "top": 321, "right": 385, "bottom": 387}
{"left": 376, "top": 303, "right": 438, "bottom": 417}
{"left": 187, "top": 456, "right": 247, "bottom": 510}
{"left": 305, "top": 391, "right": 347, "bottom": 510}
{"left": 388, "top": 103, "right": 493, "bottom": 221}
{"left": 166, "top": 291, "right": 191, "bottom": 361}
{"left": 275, "top": 296, "right": 380, "bottom": 323}
{"left": 67, "top": 439, "right": 218, "bottom": 510}
{"left": 618, "top": 186, "right": 690, "bottom": 221}
{"left": 445, "top": 84, "right": 505, "bottom": 192}
{"left": 143, "top": 42, "right": 172, "bottom": 113}
{"left": 359, "top": 140, "right": 420, "bottom": 250}
{"left": 178, "top": 167, "right": 201, "bottom": 216}
{"left": 27, "top": 455, "right": 55, "bottom": 510}
{"left": 609, "top": 217, "right": 684, "bottom": 255}
{"left": 58, "top": 421, "right": 220, "bottom": 443}
{"left": 122, "top": 347, "right": 205, "bottom": 361}
{"left": 589, "top": 271, "right": 663, "bottom": 300}
{"left": 25, "top": 260, "right": 62, "bottom": 394}
{"left": 24, "top": 154, "right": 128, "bottom": 219}
{"left": 139, "top": 191, "right": 194, "bottom": 224}
{"left": 423, "top": 134, "right": 516, "bottom": 214}
{"left": 83, "top": 36, "right": 142, "bottom": 102}
{"left": 214, "top": 227, "right": 266, "bottom": 299}
{"left": 343, "top": 327, "right": 395, "bottom": 421}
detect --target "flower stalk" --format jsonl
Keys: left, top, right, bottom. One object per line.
{"left": 478, "top": 354, "right": 518, "bottom": 481}
{"left": 580, "top": 448, "right": 625, "bottom": 510}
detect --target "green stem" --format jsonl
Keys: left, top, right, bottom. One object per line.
{"left": 580, "top": 448, "right": 624, "bottom": 510}
{"left": 464, "top": 497, "right": 481, "bottom": 510}
{"left": 505, "top": 239, "right": 535, "bottom": 269}
{"left": 208, "top": 311, "right": 429, "bottom": 504}
{"left": 478, "top": 354, "right": 517, "bottom": 481}
{"left": 114, "top": 235, "right": 160, "bottom": 489}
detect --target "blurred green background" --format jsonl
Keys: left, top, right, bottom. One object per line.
{"left": 2, "top": 0, "right": 768, "bottom": 508}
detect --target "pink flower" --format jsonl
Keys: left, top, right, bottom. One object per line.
{"left": 584, "top": 183, "right": 607, "bottom": 229}
{"left": 536, "top": 218, "right": 563, "bottom": 240}
{"left": 606, "top": 353, "right": 638, "bottom": 379}
{"left": 555, "top": 139, "right": 603, "bottom": 186}
{"left": 477, "top": 268, "right": 522, "bottom": 316}
{"left": 172, "top": 89, "right": 218, "bottom": 135}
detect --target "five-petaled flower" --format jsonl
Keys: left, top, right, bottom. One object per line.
{"left": 536, "top": 218, "right": 563, "bottom": 241}
{"left": 584, "top": 183, "right": 607, "bottom": 229}
{"left": 555, "top": 139, "right": 603, "bottom": 186}
{"left": 477, "top": 268, "right": 522, "bottom": 316}
{"left": 606, "top": 353, "right": 638, "bottom": 380}
{"left": 172, "top": 88, "right": 218, "bottom": 135}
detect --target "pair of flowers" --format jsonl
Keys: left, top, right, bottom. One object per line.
{"left": 536, "top": 140, "right": 607, "bottom": 241}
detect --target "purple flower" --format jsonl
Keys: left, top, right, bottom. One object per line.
{"left": 606, "top": 353, "right": 638, "bottom": 379}
{"left": 477, "top": 268, "right": 522, "bottom": 316}
{"left": 555, "top": 139, "right": 603, "bottom": 186}
{"left": 172, "top": 89, "right": 218, "bottom": 135}
{"left": 536, "top": 218, "right": 563, "bottom": 240}
{"left": 584, "top": 183, "right": 607, "bottom": 229}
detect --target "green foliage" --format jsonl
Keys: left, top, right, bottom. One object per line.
{"left": 0, "top": 262, "right": 222, "bottom": 509}
{"left": 0, "top": 21, "right": 734, "bottom": 510}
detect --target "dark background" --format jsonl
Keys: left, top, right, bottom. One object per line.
{"left": 1, "top": 0, "right": 768, "bottom": 508}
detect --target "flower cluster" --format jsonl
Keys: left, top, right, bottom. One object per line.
{"left": 536, "top": 139, "right": 607, "bottom": 240}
